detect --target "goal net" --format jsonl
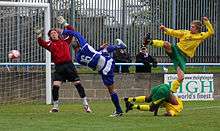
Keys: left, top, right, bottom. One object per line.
{"left": 0, "top": 2, "right": 51, "bottom": 104}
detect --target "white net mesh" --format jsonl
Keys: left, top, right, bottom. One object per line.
{"left": 0, "top": 4, "right": 49, "bottom": 104}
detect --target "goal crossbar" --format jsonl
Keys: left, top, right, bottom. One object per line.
{"left": 0, "top": 1, "right": 50, "bottom": 8}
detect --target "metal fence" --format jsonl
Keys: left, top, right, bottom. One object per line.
{"left": 2, "top": 0, "right": 220, "bottom": 63}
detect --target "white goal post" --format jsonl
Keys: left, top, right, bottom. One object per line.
{"left": 0, "top": 1, "right": 52, "bottom": 104}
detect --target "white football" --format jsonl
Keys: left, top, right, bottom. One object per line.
{"left": 8, "top": 50, "right": 20, "bottom": 59}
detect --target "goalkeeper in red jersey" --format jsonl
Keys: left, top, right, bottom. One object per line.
{"left": 124, "top": 82, "right": 183, "bottom": 116}
{"left": 34, "top": 16, "right": 92, "bottom": 113}
{"left": 144, "top": 17, "right": 214, "bottom": 93}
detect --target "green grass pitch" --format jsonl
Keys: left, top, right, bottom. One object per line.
{"left": 0, "top": 100, "right": 220, "bottom": 131}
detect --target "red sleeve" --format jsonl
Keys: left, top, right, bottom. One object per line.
{"left": 37, "top": 37, "right": 51, "bottom": 50}
{"left": 65, "top": 24, "right": 75, "bottom": 30}
{"left": 64, "top": 24, "right": 75, "bottom": 44}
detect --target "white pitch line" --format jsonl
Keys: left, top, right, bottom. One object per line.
{"left": 185, "top": 106, "right": 220, "bottom": 110}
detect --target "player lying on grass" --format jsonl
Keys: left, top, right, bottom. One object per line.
{"left": 124, "top": 81, "right": 183, "bottom": 116}
{"left": 34, "top": 17, "right": 91, "bottom": 113}
{"left": 144, "top": 17, "right": 214, "bottom": 93}
{"left": 56, "top": 18, "right": 127, "bottom": 117}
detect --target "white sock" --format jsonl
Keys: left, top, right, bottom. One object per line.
{"left": 82, "top": 97, "right": 88, "bottom": 106}
{"left": 53, "top": 100, "right": 59, "bottom": 109}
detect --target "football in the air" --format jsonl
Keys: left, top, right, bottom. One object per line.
{"left": 8, "top": 50, "right": 20, "bottom": 60}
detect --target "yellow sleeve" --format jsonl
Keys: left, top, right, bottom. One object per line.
{"left": 201, "top": 20, "right": 215, "bottom": 39}
{"left": 164, "top": 28, "right": 185, "bottom": 38}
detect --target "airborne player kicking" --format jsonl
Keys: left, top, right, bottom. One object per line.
{"left": 144, "top": 17, "right": 214, "bottom": 93}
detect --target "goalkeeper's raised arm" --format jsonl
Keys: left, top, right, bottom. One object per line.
{"left": 34, "top": 27, "right": 52, "bottom": 50}
{"left": 34, "top": 27, "right": 43, "bottom": 38}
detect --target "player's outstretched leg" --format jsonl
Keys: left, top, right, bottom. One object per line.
{"left": 124, "top": 98, "right": 133, "bottom": 113}
{"left": 143, "top": 33, "right": 168, "bottom": 48}
{"left": 115, "top": 39, "right": 127, "bottom": 49}
{"left": 124, "top": 96, "right": 147, "bottom": 103}
{"left": 129, "top": 104, "right": 150, "bottom": 111}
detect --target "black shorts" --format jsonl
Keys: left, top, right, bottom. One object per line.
{"left": 53, "top": 62, "right": 80, "bottom": 82}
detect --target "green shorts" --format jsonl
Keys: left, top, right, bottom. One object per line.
{"left": 167, "top": 45, "right": 187, "bottom": 72}
{"left": 150, "top": 84, "right": 170, "bottom": 102}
